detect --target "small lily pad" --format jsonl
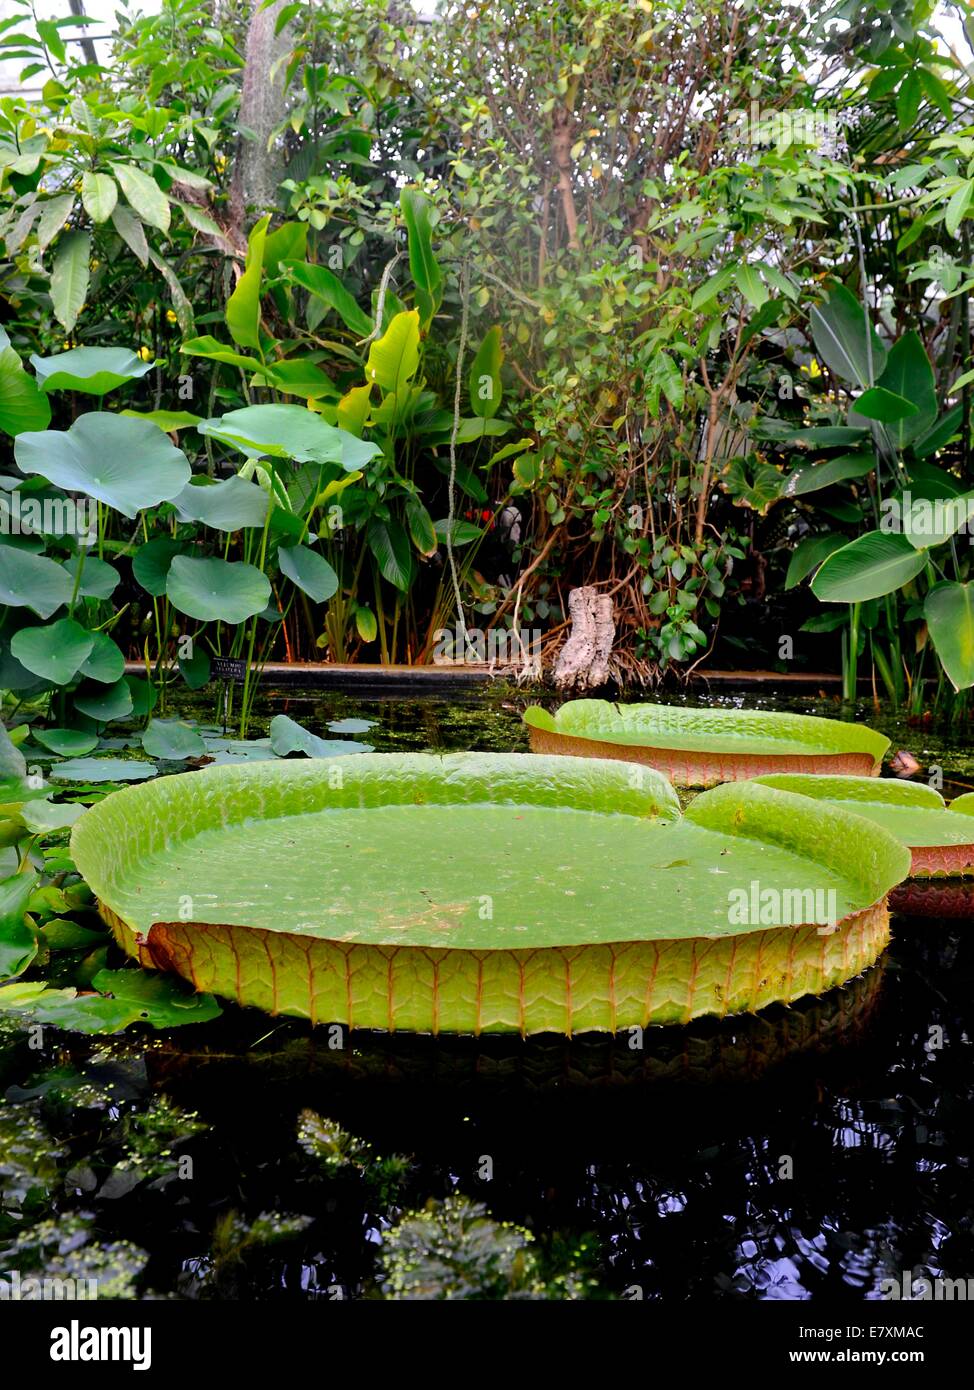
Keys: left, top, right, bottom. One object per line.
{"left": 142, "top": 720, "right": 206, "bottom": 761}
{"left": 31, "top": 729, "right": 99, "bottom": 757}
{"left": 50, "top": 758, "right": 156, "bottom": 783}
{"left": 269, "top": 714, "right": 373, "bottom": 759}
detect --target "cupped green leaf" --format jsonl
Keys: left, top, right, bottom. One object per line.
{"left": 30, "top": 346, "right": 154, "bottom": 396}
{"left": 171, "top": 476, "right": 269, "bottom": 531}
{"left": 31, "top": 728, "right": 98, "bottom": 757}
{"left": 226, "top": 213, "right": 269, "bottom": 349}
{"left": 524, "top": 700, "right": 889, "bottom": 767}
{"left": 10, "top": 619, "right": 94, "bottom": 685}
{"left": 269, "top": 714, "right": 372, "bottom": 759}
{"left": 72, "top": 678, "right": 134, "bottom": 723}
{"left": 79, "top": 632, "right": 126, "bottom": 684}
{"left": 753, "top": 773, "right": 974, "bottom": 852}
{"left": 166, "top": 555, "right": 271, "bottom": 624}
{"left": 15, "top": 414, "right": 191, "bottom": 519}
{"left": 198, "top": 404, "right": 379, "bottom": 471}
{"left": 142, "top": 720, "right": 206, "bottom": 761}
{"left": 811, "top": 531, "right": 927, "bottom": 603}
{"left": 132, "top": 537, "right": 184, "bottom": 597}
{"left": 70, "top": 756, "right": 900, "bottom": 1033}
{"left": 0, "top": 545, "right": 73, "bottom": 619}
{"left": 278, "top": 543, "right": 338, "bottom": 601}
{"left": 63, "top": 554, "right": 121, "bottom": 601}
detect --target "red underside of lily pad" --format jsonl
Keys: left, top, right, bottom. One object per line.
{"left": 526, "top": 725, "right": 880, "bottom": 787}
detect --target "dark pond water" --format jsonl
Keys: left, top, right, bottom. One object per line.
{"left": 2, "top": 685, "right": 973, "bottom": 1301}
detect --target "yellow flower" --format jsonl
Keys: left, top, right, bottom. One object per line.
{"left": 166, "top": 309, "right": 177, "bottom": 324}
{"left": 90, "top": 259, "right": 100, "bottom": 271}
{"left": 214, "top": 153, "right": 227, "bottom": 173}
{"left": 137, "top": 346, "right": 152, "bottom": 362}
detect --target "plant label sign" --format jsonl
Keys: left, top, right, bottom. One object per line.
{"left": 211, "top": 657, "right": 248, "bottom": 684}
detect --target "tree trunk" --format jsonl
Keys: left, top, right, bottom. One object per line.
{"left": 229, "top": 0, "right": 294, "bottom": 240}
{"left": 554, "top": 587, "right": 615, "bottom": 692}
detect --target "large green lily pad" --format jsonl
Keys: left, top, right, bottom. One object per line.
{"left": 524, "top": 701, "right": 889, "bottom": 787}
{"left": 71, "top": 754, "right": 908, "bottom": 1034}
{"left": 754, "top": 773, "right": 974, "bottom": 879}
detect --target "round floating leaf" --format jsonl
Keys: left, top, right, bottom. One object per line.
{"left": 73, "top": 678, "right": 134, "bottom": 723}
{"left": 0, "top": 545, "right": 73, "bottom": 619}
{"left": 10, "top": 619, "right": 94, "bottom": 685}
{"left": 69, "top": 757, "right": 908, "bottom": 1033}
{"left": 269, "top": 714, "right": 372, "bottom": 759}
{"left": 132, "top": 536, "right": 184, "bottom": 597}
{"left": 198, "top": 404, "right": 380, "bottom": 470}
{"left": 29, "top": 346, "right": 154, "bottom": 396}
{"left": 31, "top": 728, "right": 98, "bottom": 757}
{"left": 524, "top": 700, "right": 889, "bottom": 786}
{"left": 79, "top": 632, "right": 126, "bottom": 684}
{"left": 327, "top": 717, "right": 376, "bottom": 734}
{"left": 63, "top": 553, "right": 121, "bottom": 601}
{"left": 51, "top": 757, "right": 155, "bottom": 783}
{"left": 171, "top": 476, "right": 269, "bottom": 531}
{"left": 15, "top": 414, "right": 191, "bottom": 519}
{"left": 166, "top": 556, "right": 271, "bottom": 624}
{"left": 141, "top": 719, "right": 206, "bottom": 761}
{"left": 0, "top": 969, "right": 220, "bottom": 1032}
{"left": 278, "top": 543, "right": 338, "bottom": 601}
{"left": 20, "top": 799, "right": 85, "bottom": 833}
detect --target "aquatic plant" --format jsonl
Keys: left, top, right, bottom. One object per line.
{"left": 524, "top": 701, "right": 889, "bottom": 786}
{"left": 71, "top": 752, "right": 909, "bottom": 1033}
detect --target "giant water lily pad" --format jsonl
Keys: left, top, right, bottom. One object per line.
{"left": 753, "top": 774, "right": 974, "bottom": 917}
{"left": 755, "top": 773, "right": 974, "bottom": 920}
{"left": 71, "top": 754, "right": 908, "bottom": 1035}
{"left": 524, "top": 701, "right": 889, "bottom": 787}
